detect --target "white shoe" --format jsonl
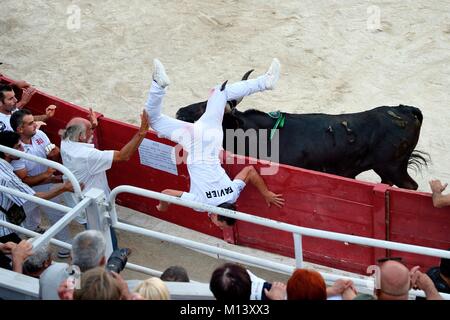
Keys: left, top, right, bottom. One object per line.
{"left": 264, "top": 58, "right": 281, "bottom": 90}
{"left": 153, "top": 58, "right": 170, "bottom": 88}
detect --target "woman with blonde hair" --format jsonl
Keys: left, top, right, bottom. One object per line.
{"left": 134, "top": 277, "right": 170, "bottom": 300}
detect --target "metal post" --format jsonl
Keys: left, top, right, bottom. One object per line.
{"left": 293, "top": 233, "right": 303, "bottom": 268}
{"left": 31, "top": 197, "right": 92, "bottom": 250}
{"left": 84, "top": 188, "right": 113, "bottom": 258}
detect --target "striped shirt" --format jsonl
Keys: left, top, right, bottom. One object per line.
{"left": 0, "top": 158, "right": 35, "bottom": 236}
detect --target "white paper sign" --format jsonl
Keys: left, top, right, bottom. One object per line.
{"left": 138, "top": 139, "right": 178, "bottom": 176}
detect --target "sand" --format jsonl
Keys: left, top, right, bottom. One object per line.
{"left": 1, "top": 0, "right": 449, "bottom": 191}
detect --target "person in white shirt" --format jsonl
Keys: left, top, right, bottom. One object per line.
{"left": 0, "top": 131, "right": 75, "bottom": 240}
{"left": 60, "top": 108, "right": 149, "bottom": 249}
{"left": 10, "top": 109, "right": 71, "bottom": 258}
{"left": 0, "top": 83, "right": 56, "bottom": 133}
{"left": 146, "top": 59, "right": 284, "bottom": 229}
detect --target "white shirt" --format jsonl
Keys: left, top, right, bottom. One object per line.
{"left": 181, "top": 91, "right": 244, "bottom": 206}
{"left": 0, "top": 158, "right": 36, "bottom": 236}
{"left": 60, "top": 140, "right": 114, "bottom": 198}
{"left": 12, "top": 130, "right": 52, "bottom": 176}
{"left": 0, "top": 112, "right": 12, "bottom": 132}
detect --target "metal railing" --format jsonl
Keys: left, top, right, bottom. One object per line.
{"left": 0, "top": 145, "right": 83, "bottom": 198}
{"left": 109, "top": 185, "right": 450, "bottom": 299}
{"left": 1, "top": 145, "right": 450, "bottom": 299}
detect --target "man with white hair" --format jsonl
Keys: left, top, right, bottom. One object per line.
{"left": 39, "top": 230, "right": 106, "bottom": 300}
{"left": 22, "top": 241, "right": 52, "bottom": 278}
{"left": 60, "top": 108, "right": 149, "bottom": 249}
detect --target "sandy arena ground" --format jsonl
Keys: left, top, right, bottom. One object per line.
{"left": 1, "top": 1, "right": 449, "bottom": 283}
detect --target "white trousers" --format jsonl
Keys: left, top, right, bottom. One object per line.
{"left": 144, "top": 75, "right": 268, "bottom": 144}
{"left": 25, "top": 183, "right": 71, "bottom": 243}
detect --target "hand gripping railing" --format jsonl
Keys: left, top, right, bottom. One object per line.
{"left": 0, "top": 145, "right": 83, "bottom": 198}
{"left": 109, "top": 185, "right": 450, "bottom": 300}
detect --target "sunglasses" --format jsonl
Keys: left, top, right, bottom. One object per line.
{"left": 376, "top": 256, "right": 403, "bottom": 264}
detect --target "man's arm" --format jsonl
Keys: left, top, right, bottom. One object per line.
{"left": 113, "top": 110, "right": 149, "bottom": 162}
{"left": 15, "top": 167, "right": 56, "bottom": 187}
{"left": 33, "top": 105, "right": 56, "bottom": 122}
{"left": 15, "top": 87, "right": 36, "bottom": 109}
{"left": 156, "top": 189, "right": 184, "bottom": 212}
{"left": 411, "top": 267, "right": 443, "bottom": 300}
{"left": 234, "top": 166, "right": 284, "bottom": 208}
{"left": 429, "top": 180, "right": 450, "bottom": 208}
{"left": 34, "top": 181, "right": 78, "bottom": 201}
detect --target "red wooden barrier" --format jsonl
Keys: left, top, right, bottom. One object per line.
{"left": 388, "top": 188, "right": 450, "bottom": 271}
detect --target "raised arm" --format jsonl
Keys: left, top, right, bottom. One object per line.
{"left": 113, "top": 110, "right": 149, "bottom": 162}
{"left": 234, "top": 165, "right": 284, "bottom": 208}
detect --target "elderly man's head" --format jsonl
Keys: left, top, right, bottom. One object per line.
{"left": 71, "top": 230, "right": 107, "bottom": 272}
{"left": 62, "top": 117, "right": 94, "bottom": 143}
{"left": 377, "top": 260, "right": 411, "bottom": 300}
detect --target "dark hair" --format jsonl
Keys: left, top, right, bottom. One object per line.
{"left": 217, "top": 202, "right": 237, "bottom": 226}
{"left": 0, "top": 131, "right": 20, "bottom": 159}
{"left": 0, "top": 84, "right": 13, "bottom": 103}
{"left": 10, "top": 108, "right": 32, "bottom": 132}
{"left": 160, "top": 265, "right": 190, "bottom": 282}
{"left": 440, "top": 248, "right": 450, "bottom": 278}
{"left": 210, "top": 263, "right": 251, "bottom": 301}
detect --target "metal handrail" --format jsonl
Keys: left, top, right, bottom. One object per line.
{"left": 0, "top": 145, "right": 83, "bottom": 197}
{"left": 109, "top": 185, "right": 450, "bottom": 260}
{"left": 109, "top": 185, "right": 450, "bottom": 299}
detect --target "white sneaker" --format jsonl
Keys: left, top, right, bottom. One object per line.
{"left": 264, "top": 58, "right": 281, "bottom": 90}
{"left": 153, "top": 58, "right": 170, "bottom": 88}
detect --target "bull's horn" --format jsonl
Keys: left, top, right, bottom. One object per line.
{"left": 220, "top": 80, "right": 228, "bottom": 91}
{"left": 242, "top": 69, "right": 254, "bottom": 80}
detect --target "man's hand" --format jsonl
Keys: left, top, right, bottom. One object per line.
{"left": 88, "top": 107, "right": 98, "bottom": 130}
{"left": 11, "top": 240, "right": 33, "bottom": 266}
{"left": 429, "top": 180, "right": 447, "bottom": 194}
{"left": 35, "top": 121, "right": 46, "bottom": 130}
{"left": 410, "top": 266, "right": 442, "bottom": 300}
{"left": 139, "top": 110, "right": 149, "bottom": 136}
{"left": 263, "top": 191, "right": 284, "bottom": 208}
{"left": 0, "top": 241, "right": 17, "bottom": 254}
{"left": 45, "top": 105, "right": 57, "bottom": 119}
{"left": 58, "top": 278, "right": 75, "bottom": 300}
{"left": 62, "top": 181, "right": 84, "bottom": 193}
{"left": 16, "top": 87, "right": 36, "bottom": 108}
{"left": 264, "top": 282, "right": 287, "bottom": 300}
{"left": 13, "top": 80, "right": 31, "bottom": 89}
{"left": 110, "top": 271, "right": 132, "bottom": 300}
{"left": 327, "top": 278, "right": 354, "bottom": 296}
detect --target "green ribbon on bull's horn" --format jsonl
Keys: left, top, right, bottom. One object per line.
{"left": 268, "top": 111, "right": 285, "bottom": 140}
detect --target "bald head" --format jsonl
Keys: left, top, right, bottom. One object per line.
{"left": 378, "top": 261, "right": 411, "bottom": 300}
{"left": 62, "top": 117, "right": 92, "bottom": 142}
{"left": 67, "top": 117, "right": 90, "bottom": 128}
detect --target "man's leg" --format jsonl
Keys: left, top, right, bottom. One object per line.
{"left": 225, "top": 58, "right": 280, "bottom": 101}
{"left": 198, "top": 58, "right": 281, "bottom": 127}
{"left": 145, "top": 59, "right": 193, "bottom": 148}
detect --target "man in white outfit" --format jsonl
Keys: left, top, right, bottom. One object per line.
{"left": 145, "top": 58, "right": 284, "bottom": 229}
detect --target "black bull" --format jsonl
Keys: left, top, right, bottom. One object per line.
{"left": 175, "top": 82, "right": 428, "bottom": 191}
